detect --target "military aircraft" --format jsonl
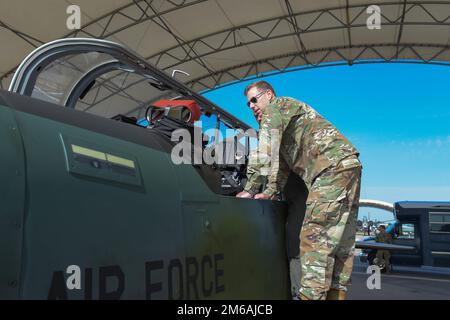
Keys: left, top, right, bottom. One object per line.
{"left": 0, "top": 38, "right": 294, "bottom": 300}
{"left": 0, "top": 38, "right": 408, "bottom": 300}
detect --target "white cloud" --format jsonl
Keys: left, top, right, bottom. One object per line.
{"left": 388, "top": 136, "right": 450, "bottom": 149}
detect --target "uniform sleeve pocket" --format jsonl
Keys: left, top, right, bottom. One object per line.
{"left": 305, "top": 200, "right": 343, "bottom": 226}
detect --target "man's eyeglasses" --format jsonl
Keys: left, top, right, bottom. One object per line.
{"left": 247, "top": 90, "right": 267, "bottom": 107}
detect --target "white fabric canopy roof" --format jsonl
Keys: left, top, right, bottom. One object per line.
{"left": 1, "top": 0, "right": 450, "bottom": 92}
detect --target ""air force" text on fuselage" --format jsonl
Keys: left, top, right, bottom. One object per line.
{"left": 47, "top": 253, "right": 225, "bottom": 299}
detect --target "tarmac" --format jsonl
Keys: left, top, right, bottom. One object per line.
{"left": 348, "top": 258, "right": 450, "bottom": 300}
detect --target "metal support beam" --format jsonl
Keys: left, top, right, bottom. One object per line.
{"left": 345, "top": 0, "right": 353, "bottom": 65}
{"left": 68, "top": 0, "right": 208, "bottom": 39}
{"left": 0, "top": 0, "right": 207, "bottom": 82}
{"left": 396, "top": 0, "right": 409, "bottom": 59}
{"left": 186, "top": 43, "right": 450, "bottom": 92}
{"left": 284, "top": 0, "right": 310, "bottom": 64}
{"left": 0, "top": 20, "right": 44, "bottom": 48}
{"left": 146, "top": 2, "right": 449, "bottom": 71}
{"left": 145, "top": 0, "right": 218, "bottom": 82}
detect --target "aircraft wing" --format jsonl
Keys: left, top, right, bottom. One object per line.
{"left": 355, "top": 241, "right": 416, "bottom": 251}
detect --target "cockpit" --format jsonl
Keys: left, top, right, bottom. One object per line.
{"left": 9, "top": 38, "right": 256, "bottom": 196}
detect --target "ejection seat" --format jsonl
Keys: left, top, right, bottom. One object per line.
{"left": 140, "top": 99, "right": 201, "bottom": 142}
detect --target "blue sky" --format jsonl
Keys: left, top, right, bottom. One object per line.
{"left": 203, "top": 63, "right": 450, "bottom": 222}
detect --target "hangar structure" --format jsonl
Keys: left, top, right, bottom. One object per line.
{"left": 1, "top": 0, "right": 450, "bottom": 98}
{"left": 1, "top": 1, "right": 449, "bottom": 300}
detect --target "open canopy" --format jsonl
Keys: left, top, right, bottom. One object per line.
{"left": 7, "top": 38, "right": 252, "bottom": 130}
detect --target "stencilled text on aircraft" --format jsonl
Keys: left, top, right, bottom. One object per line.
{"left": 47, "top": 253, "right": 225, "bottom": 299}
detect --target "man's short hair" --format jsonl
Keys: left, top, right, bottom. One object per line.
{"left": 244, "top": 81, "right": 276, "bottom": 96}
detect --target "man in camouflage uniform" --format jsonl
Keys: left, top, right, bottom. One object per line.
{"left": 239, "top": 99, "right": 308, "bottom": 299}
{"left": 375, "top": 225, "right": 392, "bottom": 273}
{"left": 236, "top": 81, "right": 362, "bottom": 300}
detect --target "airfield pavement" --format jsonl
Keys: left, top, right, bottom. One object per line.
{"left": 348, "top": 258, "right": 450, "bottom": 300}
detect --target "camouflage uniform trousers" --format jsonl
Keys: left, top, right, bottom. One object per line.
{"left": 375, "top": 250, "right": 391, "bottom": 271}
{"left": 299, "top": 156, "right": 362, "bottom": 300}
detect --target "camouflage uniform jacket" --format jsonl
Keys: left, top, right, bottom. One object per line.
{"left": 376, "top": 231, "right": 392, "bottom": 244}
{"left": 243, "top": 96, "right": 359, "bottom": 196}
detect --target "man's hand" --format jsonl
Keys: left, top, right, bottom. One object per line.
{"left": 254, "top": 193, "right": 281, "bottom": 201}
{"left": 236, "top": 191, "right": 253, "bottom": 198}
{"left": 254, "top": 193, "right": 271, "bottom": 200}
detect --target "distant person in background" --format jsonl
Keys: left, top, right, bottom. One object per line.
{"left": 375, "top": 225, "right": 392, "bottom": 273}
